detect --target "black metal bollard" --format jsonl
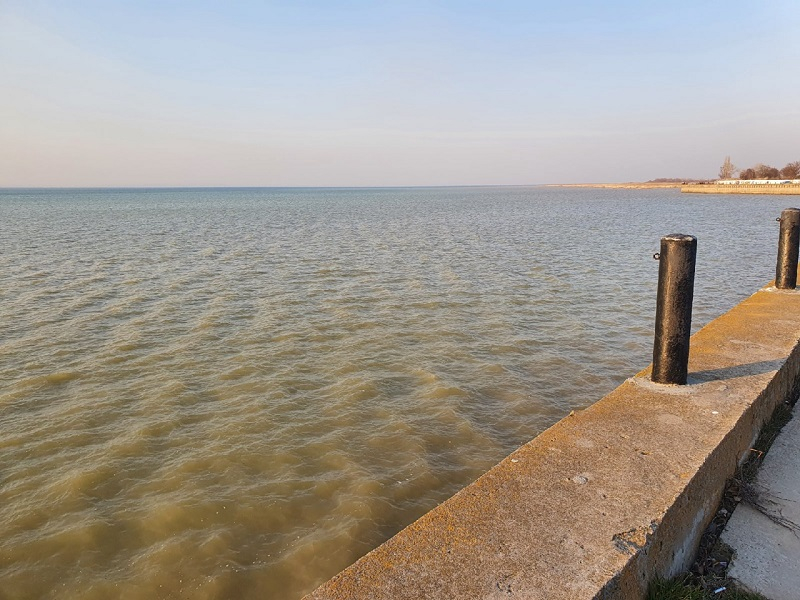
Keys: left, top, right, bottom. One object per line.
{"left": 652, "top": 234, "right": 697, "bottom": 385}
{"left": 775, "top": 208, "right": 800, "bottom": 290}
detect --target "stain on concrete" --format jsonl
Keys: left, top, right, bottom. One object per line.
{"left": 612, "top": 521, "right": 659, "bottom": 555}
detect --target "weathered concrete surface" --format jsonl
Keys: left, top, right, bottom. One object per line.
{"left": 305, "top": 285, "right": 800, "bottom": 600}
{"left": 721, "top": 404, "right": 800, "bottom": 600}
{"left": 682, "top": 184, "right": 800, "bottom": 195}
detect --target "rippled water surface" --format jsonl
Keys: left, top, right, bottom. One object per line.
{"left": 0, "top": 187, "right": 790, "bottom": 598}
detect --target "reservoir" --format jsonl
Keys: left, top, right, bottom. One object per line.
{"left": 0, "top": 186, "right": 790, "bottom": 599}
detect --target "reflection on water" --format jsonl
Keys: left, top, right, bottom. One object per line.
{"left": 0, "top": 187, "right": 788, "bottom": 598}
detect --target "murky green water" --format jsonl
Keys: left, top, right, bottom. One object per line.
{"left": 0, "top": 186, "right": 790, "bottom": 598}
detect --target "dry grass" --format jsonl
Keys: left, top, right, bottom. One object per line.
{"left": 647, "top": 576, "right": 767, "bottom": 599}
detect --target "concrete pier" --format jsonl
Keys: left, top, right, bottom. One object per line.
{"left": 305, "top": 283, "right": 800, "bottom": 600}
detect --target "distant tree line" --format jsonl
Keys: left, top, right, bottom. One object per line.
{"left": 719, "top": 156, "right": 800, "bottom": 180}
{"left": 738, "top": 162, "right": 800, "bottom": 180}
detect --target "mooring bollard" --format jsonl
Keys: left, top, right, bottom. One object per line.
{"left": 775, "top": 208, "right": 800, "bottom": 290}
{"left": 652, "top": 234, "right": 697, "bottom": 385}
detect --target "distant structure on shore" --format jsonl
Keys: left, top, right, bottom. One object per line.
{"left": 682, "top": 180, "right": 800, "bottom": 195}
{"left": 680, "top": 157, "right": 800, "bottom": 194}
{"left": 718, "top": 157, "right": 800, "bottom": 182}
{"left": 715, "top": 179, "right": 800, "bottom": 185}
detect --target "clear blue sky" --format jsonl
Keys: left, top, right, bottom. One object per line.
{"left": 1, "top": 1, "right": 798, "bottom": 186}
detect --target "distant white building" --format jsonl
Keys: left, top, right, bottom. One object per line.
{"left": 716, "top": 179, "right": 800, "bottom": 185}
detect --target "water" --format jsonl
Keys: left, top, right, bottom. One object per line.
{"left": 0, "top": 186, "right": 790, "bottom": 599}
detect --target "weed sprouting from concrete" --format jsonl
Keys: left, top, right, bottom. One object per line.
{"left": 740, "top": 400, "right": 794, "bottom": 484}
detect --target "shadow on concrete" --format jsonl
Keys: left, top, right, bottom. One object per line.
{"left": 690, "top": 359, "right": 785, "bottom": 383}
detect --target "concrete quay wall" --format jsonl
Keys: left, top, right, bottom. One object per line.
{"left": 682, "top": 183, "right": 800, "bottom": 195}
{"left": 305, "top": 283, "right": 800, "bottom": 600}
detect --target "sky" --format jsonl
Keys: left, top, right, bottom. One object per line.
{"left": 1, "top": 0, "right": 799, "bottom": 187}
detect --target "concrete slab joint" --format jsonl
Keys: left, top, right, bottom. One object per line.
{"left": 305, "top": 284, "right": 800, "bottom": 600}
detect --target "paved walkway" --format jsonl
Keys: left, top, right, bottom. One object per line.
{"left": 720, "top": 404, "right": 800, "bottom": 600}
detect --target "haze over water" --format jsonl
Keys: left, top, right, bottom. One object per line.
{"left": 0, "top": 186, "right": 789, "bottom": 599}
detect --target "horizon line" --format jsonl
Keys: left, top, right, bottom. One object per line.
{"left": 0, "top": 183, "right": 558, "bottom": 191}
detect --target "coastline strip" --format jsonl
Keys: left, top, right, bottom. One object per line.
{"left": 682, "top": 184, "right": 800, "bottom": 195}
{"left": 547, "top": 182, "right": 682, "bottom": 189}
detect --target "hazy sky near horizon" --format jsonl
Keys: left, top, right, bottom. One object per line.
{"left": 2, "top": 1, "right": 799, "bottom": 187}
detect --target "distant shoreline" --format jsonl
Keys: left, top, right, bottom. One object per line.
{"left": 546, "top": 182, "right": 683, "bottom": 189}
